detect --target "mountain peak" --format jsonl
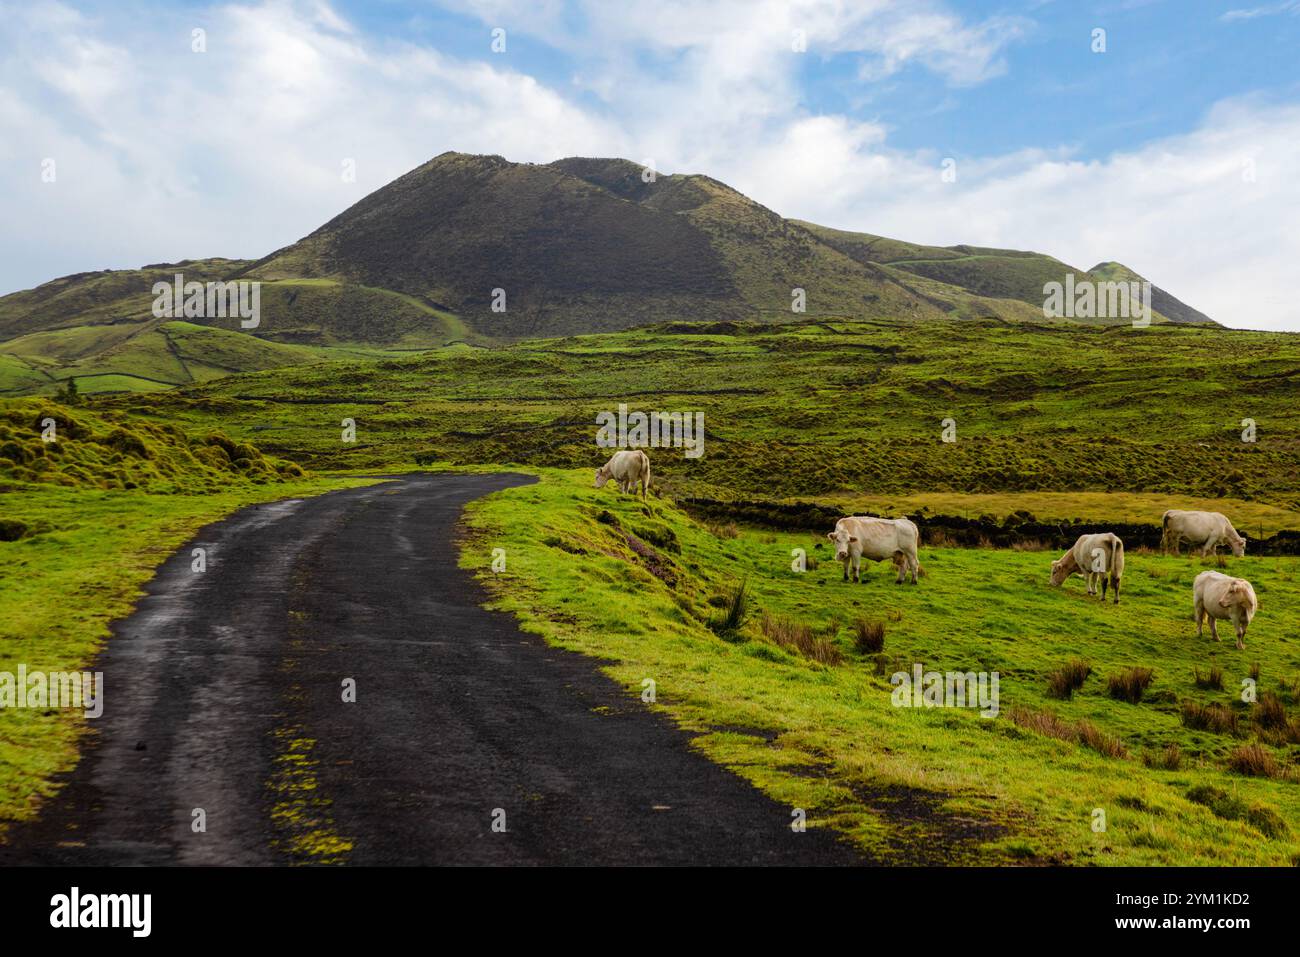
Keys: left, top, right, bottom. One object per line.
{"left": 37, "top": 150, "right": 1206, "bottom": 344}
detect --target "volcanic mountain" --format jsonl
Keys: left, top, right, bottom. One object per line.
{"left": 0, "top": 151, "right": 1215, "bottom": 394}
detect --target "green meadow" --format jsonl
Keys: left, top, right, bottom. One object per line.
{"left": 464, "top": 471, "right": 1300, "bottom": 865}
{"left": 110, "top": 317, "right": 1300, "bottom": 506}
{"left": 2, "top": 314, "right": 1299, "bottom": 862}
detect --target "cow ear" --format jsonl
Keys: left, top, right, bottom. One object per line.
{"left": 848, "top": 536, "right": 858, "bottom": 543}
{"left": 826, "top": 532, "right": 836, "bottom": 540}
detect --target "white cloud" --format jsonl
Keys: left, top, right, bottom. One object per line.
{"left": 721, "top": 96, "right": 1300, "bottom": 330}
{"left": 1221, "top": 1, "right": 1300, "bottom": 22}
{"left": 0, "top": 0, "right": 1295, "bottom": 330}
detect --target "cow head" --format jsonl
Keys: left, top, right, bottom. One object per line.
{"left": 1229, "top": 534, "right": 1246, "bottom": 558}
{"left": 826, "top": 527, "right": 857, "bottom": 562}
{"left": 1219, "top": 579, "right": 1248, "bottom": 608}
{"left": 1048, "top": 553, "right": 1076, "bottom": 586}
{"left": 594, "top": 467, "right": 610, "bottom": 489}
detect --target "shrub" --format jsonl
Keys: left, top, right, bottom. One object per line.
{"left": 1193, "top": 666, "right": 1223, "bottom": 691}
{"left": 1008, "top": 706, "right": 1126, "bottom": 759}
{"left": 1186, "top": 785, "right": 1288, "bottom": 838}
{"left": 1046, "top": 659, "right": 1091, "bottom": 700}
{"left": 759, "top": 612, "right": 842, "bottom": 665}
{"left": 1252, "top": 691, "right": 1289, "bottom": 730}
{"left": 1107, "top": 667, "right": 1154, "bottom": 704}
{"left": 1077, "top": 720, "right": 1128, "bottom": 759}
{"left": 1225, "top": 744, "right": 1280, "bottom": 779}
{"left": 1180, "top": 700, "right": 1239, "bottom": 735}
{"left": 853, "top": 618, "right": 885, "bottom": 654}
{"left": 1142, "top": 744, "right": 1183, "bottom": 771}
{"left": 707, "top": 580, "right": 750, "bottom": 641}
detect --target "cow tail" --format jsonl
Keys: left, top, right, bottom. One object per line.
{"left": 1160, "top": 510, "right": 1171, "bottom": 551}
{"left": 1111, "top": 535, "right": 1125, "bottom": 581}
{"left": 641, "top": 451, "right": 651, "bottom": 498}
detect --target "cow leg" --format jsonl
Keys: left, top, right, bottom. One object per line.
{"left": 893, "top": 553, "right": 904, "bottom": 584}
{"left": 1208, "top": 617, "right": 1220, "bottom": 642}
{"left": 842, "top": 557, "right": 849, "bottom": 582}
{"left": 853, "top": 555, "right": 862, "bottom": 584}
{"left": 1195, "top": 599, "right": 1205, "bottom": 638}
{"left": 1235, "top": 622, "right": 1246, "bottom": 651}
{"left": 1100, "top": 576, "right": 1107, "bottom": 601}
{"left": 1111, "top": 575, "right": 1120, "bottom": 604}
{"left": 909, "top": 554, "right": 919, "bottom": 585}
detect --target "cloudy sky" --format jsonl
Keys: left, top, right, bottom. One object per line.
{"left": 2, "top": 0, "right": 1298, "bottom": 329}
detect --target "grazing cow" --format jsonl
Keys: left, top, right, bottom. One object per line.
{"left": 827, "top": 516, "right": 920, "bottom": 585}
{"left": 1049, "top": 532, "right": 1125, "bottom": 604}
{"left": 1161, "top": 509, "right": 1246, "bottom": 557}
{"left": 595, "top": 449, "right": 651, "bottom": 500}
{"left": 1193, "top": 570, "right": 1258, "bottom": 650}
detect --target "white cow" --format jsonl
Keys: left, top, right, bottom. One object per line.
{"left": 1193, "top": 570, "right": 1258, "bottom": 650}
{"left": 595, "top": 450, "right": 650, "bottom": 500}
{"left": 827, "top": 516, "right": 920, "bottom": 585}
{"left": 1049, "top": 532, "right": 1125, "bottom": 604}
{"left": 1162, "top": 509, "right": 1245, "bottom": 557}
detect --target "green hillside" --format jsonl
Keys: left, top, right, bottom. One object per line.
{"left": 248, "top": 151, "right": 1204, "bottom": 335}
{"left": 462, "top": 471, "right": 1300, "bottom": 864}
{"left": 2, "top": 312, "right": 1297, "bottom": 865}
{"left": 0, "top": 397, "right": 304, "bottom": 494}
{"left": 0, "top": 258, "right": 251, "bottom": 341}
{"left": 0, "top": 269, "right": 475, "bottom": 397}
{"left": 797, "top": 221, "right": 1208, "bottom": 326}
{"left": 0, "top": 319, "right": 467, "bottom": 397}
{"left": 0, "top": 153, "right": 1218, "bottom": 397}
{"left": 108, "top": 317, "right": 1299, "bottom": 506}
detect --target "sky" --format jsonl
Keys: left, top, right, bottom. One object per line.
{"left": 1, "top": 0, "right": 1298, "bottom": 329}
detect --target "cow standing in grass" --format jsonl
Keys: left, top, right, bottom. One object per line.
{"left": 1193, "top": 571, "right": 1258, "bottom": 650}
{"left": 827, "top": 516, "right": 920, "bottom": 585}
{"left": 1161, "top": 509, "right": 1246, "bottom": 557}
{"left": 595, "top": 449, "right": 651, "bottom": 500}
{"left": 1049, "top": 532, "right": 1125, "bottom": 604}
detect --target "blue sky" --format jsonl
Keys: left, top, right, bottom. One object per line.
{"left": 2, "top": 0, "right": 1299, "bottom": 327}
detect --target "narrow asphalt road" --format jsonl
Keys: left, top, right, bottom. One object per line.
{"left": 3, "top": 473, "right": 861, "bottom": 866}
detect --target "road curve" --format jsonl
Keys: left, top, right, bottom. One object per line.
{"left": 3, "top": 473, "right": 861, "bottom": 866}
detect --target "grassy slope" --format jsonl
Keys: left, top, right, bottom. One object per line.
{"left": 463, "top": 471, "right": 1300, "bottom": 865}
{"left": 0, "top": 264, "right": 477, "bottom": 396}
{"left": 798, "top": 221, "right": 1210, "bottom": 326}
{"left": 0, "top": 476, "right": 382, "bottom": 837}
{"left": 0, "top": 259, "right": 251, "bottom": 340}
{"left": 116, "top": 318, "right": 1300, "bottom": 507}
{"left": 0, "top": 398, "right": 308, "bottom": 491}
{"left": 0, "top": 318, "right": 458, "bottom": 396}
{"left": 4, "top": 314, "right": 1296, "bottom": 863}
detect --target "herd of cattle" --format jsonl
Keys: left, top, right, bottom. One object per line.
{"left": 596, "top": 450, "right": 1262, "bottom": 651}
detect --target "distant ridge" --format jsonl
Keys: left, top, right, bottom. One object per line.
{"left": 0, "top": 151, "right": 1218, "bottom": 394}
